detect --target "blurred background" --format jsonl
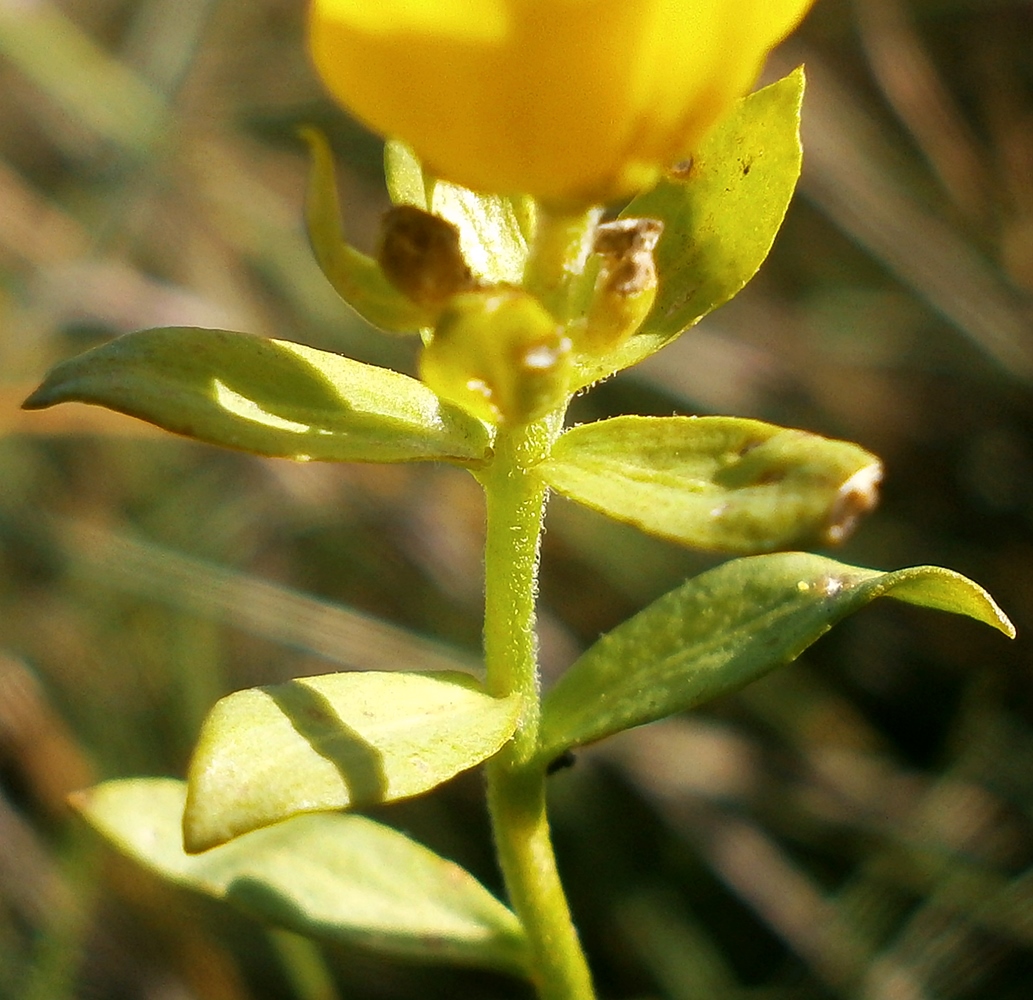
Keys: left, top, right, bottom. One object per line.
{"left": 1, "top": 0, "right": 1032, "bottom": 997}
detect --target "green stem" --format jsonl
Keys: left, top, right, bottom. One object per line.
{"left": 481, "top": 418, "right": 554, "bottom": 755}
{"left": 481, "top": 419, "right": 595, "bottom": 1000}
{"left": 522, "top": 206, "right": 601, "bottom": 322}
{"left": 478, "top": 203, "right": 600, "bottom": 1000}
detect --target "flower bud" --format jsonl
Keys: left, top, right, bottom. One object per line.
{"left": 377, "top": 204, "right": 476, "bottom": 309}
{"left": 420, "top": 289, "right": 571, "bottom": 426}
{"left": 309, "top": 0, "right": 817, "bottom": 205}
{"left": 579, "top": 218, "right": 664, "bottom": 354}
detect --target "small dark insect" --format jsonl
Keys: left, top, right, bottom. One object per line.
{"left": 546, "top": 750, "right": 577, "bottom": 775}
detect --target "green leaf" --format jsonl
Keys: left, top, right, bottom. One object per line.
{"left": 539, "top": 415, "right": 882, "bottom": 553}
{"left": 538, "top": 553, "right": 1014, "bottom": 762}
{"left": 429, "top": 181, "right": 536, "bottom": 286}
{"left": 575, "top": 68, "right": 804, "bottom": 388}
{"left": 22, "top": 327, "right": 492, "bottom": 466}
{"left": 384, "top": 138, "right": 429, "bottom": 210}
{"left": 184, "top": 671, "right": 519, "bottom": 852}
{"left": 384, "top": 139, "right": 536, "bottom": 289}
{"left": 75, "top": 778, "right": 529, "bottom": 976}
{"left": 300, "top": 128, "right": 433, "bottom": 333}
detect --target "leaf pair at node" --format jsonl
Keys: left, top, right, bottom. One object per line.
{"left": 72, "top": 552, "right": 1013, "bottom": 977}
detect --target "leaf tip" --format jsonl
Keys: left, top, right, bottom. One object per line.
{"left": 21, "top": 381, "right": 55, "bottom": 411}
{"left": 993, "top": 605, "right": 1017, "bottom": 640}
{"left": 182, "top": 741, "right": 241, "bottom": 854}
{"left": 180, "top": 800, "right": 225, "bottom": 855}
{"left": 821, "top": 459, "right": 883, "bottom": 546}
{"left": 66, "top": 787, "right": 91, "bottom": 814}
{"left": 295, "top": 123, "right": 322, "bottom": 148}
{"left": 883, "top": 565, "right": 1017, "bottom": 639}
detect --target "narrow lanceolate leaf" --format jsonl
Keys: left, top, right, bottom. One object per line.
{"left": 575, "top": 68, "right": 804, "bottom": 388}
{"left": 429, "top": 181, "right": 536, "bottom": 286}
{"left": 184, "top": 671, "right": 519, "bottom": 852}
{"left": 539, "top": 415, "right": 882, "bottom": 553}
{"left": 75, "top": 779, "right": 529, "bottom": 977}
{"left": 386, "top": 139, "right": 538, "bottom": 270}
{"left": 22, "top": 328, "right": 491, "bottom": 466}
{"left": 538, "top": 553, "right": 1013, "bottom": 763}
{"left": 384, "top": 139, "right": 430, "bottom": 210}
{"left": 301, "top": 127, "right": 433, "bottom": 333}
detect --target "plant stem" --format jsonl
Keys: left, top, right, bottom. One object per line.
{"left": 479, "top": 203, "right": 600, "bottom": 1000}
{"left": 481, "top": 419, "right": 552, "bottom": 749}
{"left": 522, "top": 205, "right": 602, "bottom": 322}
{"left": 482, "top": 418, "right": 596, "bottom": 1000}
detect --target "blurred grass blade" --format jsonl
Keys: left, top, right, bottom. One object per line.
{"left": 57, "top": 519, "right": 476, "bottom": 674}
{"left": 0, "top": 2, "right": 166, "bottom": 151}
{"left": 267, "top": 929, "right": 342, "bottom": 1000}
{"left": 57, "top": 520, "right": 476, "bottom": 674}
{"left": 76, "top": 779, "right": 529, "bottom": 977}
{"left": 184, "top": 671, "right": 519, "bottom": 852}
{"left": 539, "top": 415, "right": 882, "bottom": 553}
{"left": 23, "top": 328, "right": 492, "bottom": 466}
{"left": 539, "top": 553, "right": 1014, "bottom": 762}
{"left": 788, "top": 47, "right": 1033, "bottom": 382}
{"left": 616, "top": 891, "right": 745, "bottom": 1000}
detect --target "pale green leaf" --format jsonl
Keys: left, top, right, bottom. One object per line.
{"left": 575, "top": 68, "right": 804, "bottom": 388}
{"left": 75, "top": 778, "right": 529, "bottom": 976}
{"left": 23, "top": 328, "right": 492, "bottom": 466}
{"left": 539, "top": 415, "right": 882, "bottom": 553}
{"left": 539, "top": 553, "right": 1013, "bottom": 762}
{"left": 384, "top": 139, "right": 536, "bottom": 292}
{"left": 384, "top": 138, "right": 429, "bottom": 210}
{"left": 430, "top": 181, "right": 536, "bottom": 285}
{"left": 184, "top": 671, "right": 519, "bottom": 852}
{"left": 300, "top": 127, "right": 433, "bottom": 333}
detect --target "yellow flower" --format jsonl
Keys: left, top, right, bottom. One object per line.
{"left": 308, "top": 0, "right": 815, "bottom": 206}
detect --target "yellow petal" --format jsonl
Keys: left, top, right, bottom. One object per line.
{"left": 309, "top": 0, "right": 816, "bottom": 204}
{"left": 319, "top": 0, "right": 510, "bottom": 41}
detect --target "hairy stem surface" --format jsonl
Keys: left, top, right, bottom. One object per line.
{"left": 480, "top": 205, "right": 600, "bottom": 1000}
{"left": 482, "top": 418, "right": 596, "bottom": 1000}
